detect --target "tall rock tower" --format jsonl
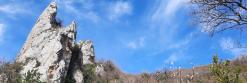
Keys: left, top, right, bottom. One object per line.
{"left": 16, "top": 1, "right": 96, "bottom": 83}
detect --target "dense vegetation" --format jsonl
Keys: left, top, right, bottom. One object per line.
{"left": 0, "top": 61, "right": 43, "bottom": 83}
{"left": 210, "top": 55, "right": 242, "bottom": 83}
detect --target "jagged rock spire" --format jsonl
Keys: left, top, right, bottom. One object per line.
{"left": 40, "top": 1, "right": 57, "bottom": 18}
{"left": 17, "top": 1, "right": 59, "bottom": 63}
{"left": 63, "top": 21, "right": 77, "bottom": 40}
{"left": 16, "top": 1, "right": 97, "bottom": 83}
{"left": 16, "top": 1, "right": 77, "bottom": 82}
{"left": 37, "top": 1, "right": 57, "bottom": 25}
{"left": 81, "top": 40, "right": 95, "bottom": 65}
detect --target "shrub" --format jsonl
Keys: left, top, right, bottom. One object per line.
{"left": 209, "top": 55, "right": 242, "bottom": 83}
{"left": 232, "top": 55, "right": 247, "bottom": 72}
{"left": 101, "top": 60, "right": 120, "bottom": 80}
{"left": 0, "top": 60, "right": 43, "bottom": 83}
{"left": 21, "top": 69, "right": 43, "bottom": 83}
{"left": 83, "top": 64, "right": 96, "bottom": 83}
{"left": 0, "top": 61, "right": 23, "bottom": 83}
{"left": 153, "top": 69, "right": 171, "bottom": 82}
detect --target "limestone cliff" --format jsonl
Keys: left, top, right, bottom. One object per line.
{"left": 16, "top": 2, "right": 96, "bottom": 83}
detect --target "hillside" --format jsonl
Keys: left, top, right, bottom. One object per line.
{"left": 94, "top": 56, "right": 247, "bottom": 83}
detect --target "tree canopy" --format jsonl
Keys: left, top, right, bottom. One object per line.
{"left": 191, "top": 0, "right": 247, "bottom": 36}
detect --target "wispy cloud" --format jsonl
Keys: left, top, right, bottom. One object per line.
{"left": 151, "top": 0, "right": 188, "bottom": 22}
{"left": 0, "top": 3, "right": 30, "bottom": 18}
{"left": 220, "top": 38, "right": 236, "bottom": 50}
{"left": 165, "top": 0, "right": 188, "bottom": 16}
{"left": 0, "top": 23, "right": 5, "bottom": 43}
{"left": 148, "top": 0, "right": 193, "bottom": 57}
{"left": 164, "top": 51, "right": 181, "bottom": 64}
{"left": 127, "top": 42, "right": 137, "bottom": 49}
{"left": 108, "top": 1, "right": 132, "bottom": 21}
{"left": 0, "top": 4, "right": 25, "bottom": 14}
{"left": 57, "top": 0, "right": 100, "bottom": 23}
{"left": 164, "top": 32, "right": 196, "bottom": 64}
{"left": 149, "top": 0, "right": 190, "bottom": 43}
{"left": 168, "top": 32, "right": 196, "bottom": 49}
{"left": 220, "top": 38, "right": 247, "bottom": 56}
{"left": 126, "top": 37, "right": 145, "bottom": 49}
{"left": 57, "top": 0, "right": 132, "bottom": 23}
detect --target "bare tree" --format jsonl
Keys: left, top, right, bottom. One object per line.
{"left": 191, "top": 0, "right": 247, "bottom": 36}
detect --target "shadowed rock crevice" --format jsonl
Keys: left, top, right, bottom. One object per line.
{"left": 65, "top": 45, "right": 81, "bottom": 83}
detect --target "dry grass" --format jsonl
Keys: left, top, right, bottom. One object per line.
{"left": 96, "top": 55, "right": 247, "bottom": 83}
{"left": 0, "top": 60, "right": 23, "bottom": 83}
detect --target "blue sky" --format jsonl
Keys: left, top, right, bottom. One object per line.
{"left": 0, "top": 0, "right": 247, "bottom": 74}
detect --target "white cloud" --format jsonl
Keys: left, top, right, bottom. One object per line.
{"left": 165, "top": 0, "right": 188, "bottom": 16}
{"left": 220, "top": 38, "right": 236, "bottom": 49}
{"left": 151, "top": 0, "right": 188, "bottom": 22}
{"left": 220, "top": 38, "right": 247, "bottom": 56}
{"left": 127, "top": 42, "right": 137, "bottom": 49}
{"left": 126, "top": 37, "right": 145, "bottom": 49}
{"left": 0, "top": 23, "right": 5, "bottom": 42}
{"left": 0, "top": 5, "right": 23, "bottom": 14}
{"left": 149, "top": 0, "right": 190, "bottom": 47}
{"left": 164, "top": 51, "right": 182, "bottom": 64}
{"left": 58, "top": 0, "right": 132, "bottom": 23}
{"left": 168, "top": 32, "right": 196, "bottom": 49}
{"left": 0, "top": 3, "right": 30, "bottom": 18}
{"left": 145, "top": 0, "right": 197, "bottom": 64}
{"left": 108, "top": 1, "right": 132, "bottom": 21}
{"left": 60, "top": 0, "right": 78, "bottom": 13}
{"left": 58, "top": 0, "right": 100, "bottom": 23}
{"left": 83, "top": 11, "right": 100, "bottom": 23}
{"left": 164, "top": 32, "right": 196, "bottom": 64}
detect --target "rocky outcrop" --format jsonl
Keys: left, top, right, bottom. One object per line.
{"left": 65, "top": 40, "right": 96, "bottom": 83}
{"left": 16, "top": 1, "right": 96, "bottom": 83}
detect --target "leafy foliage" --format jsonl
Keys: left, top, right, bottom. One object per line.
{"left": 83, "top": 64, "right": 96, "bottom": 83}
{"left": 21, "top": 69, "right": 43, "bottom": 83}
{"left": 209, "top": 55, "right": 242, "bottom": 83}
{"left": 0, "top": 61, "right": 43, "bottom": 83}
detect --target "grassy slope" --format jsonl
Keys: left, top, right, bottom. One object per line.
{"left": 98, "top": 55, "right": 247, "bottom": 83}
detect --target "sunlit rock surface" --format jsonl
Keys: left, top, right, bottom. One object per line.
{"left": 16, "top": 2, "right": 97, "bottom": 83}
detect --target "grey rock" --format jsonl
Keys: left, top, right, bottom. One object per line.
{"left": 65, "top": 40, "right": 95, "bottom": 83}
{"left": 80, "top": 40, "right": 95, "bottom": 65}
{"left": 16, "top": 1, "right": 102, "bottom": 83}
{"left": 95, "top": 64, "right": 105, "bottom": 76}
{"left": 0, "top": 74, "right": 7, "bottom": 83}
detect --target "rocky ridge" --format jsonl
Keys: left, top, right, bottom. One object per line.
{"left": 16, "top": 2, "right": 98, "bottom": 83}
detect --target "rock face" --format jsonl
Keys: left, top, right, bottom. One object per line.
{"left": 16, "top": 2, "right": 96, "bottom": 83}
{"left": 65, "top": 41, "right": 96, "bottom": 83}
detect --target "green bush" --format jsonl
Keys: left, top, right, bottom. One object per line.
{"left": 0, "top": 61, "right": 43, "bottom": 83}
{"left": 209, "top": 55, "right": 241, "bottom": 83}
{"left": 83, "top": 64, "right": 96, "bottom": 83}
{"left": 21, "top": 69, "right": 43, "bottom": 83}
